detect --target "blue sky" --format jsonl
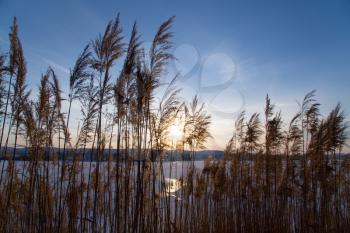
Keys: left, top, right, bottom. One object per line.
{"left": 0, "top": 0, "right": 350, "bottom": 150}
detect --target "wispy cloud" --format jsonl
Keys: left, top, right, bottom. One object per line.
{"left": 41, "top": 56, "right": 70, "bottom": 74}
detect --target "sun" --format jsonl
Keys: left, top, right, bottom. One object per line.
{"left": 169, "top": 123, "right": 183, "bottom": 141}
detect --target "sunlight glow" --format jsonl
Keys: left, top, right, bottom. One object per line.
{"left": 169, "top": 123, "right": 183, "bottom": 141}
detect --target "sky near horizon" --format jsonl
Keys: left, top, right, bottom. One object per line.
{"left": 0, "top": 0, "right": 350, "bottom": 150}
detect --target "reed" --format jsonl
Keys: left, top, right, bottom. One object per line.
{"left": 0, "top": 16, "right": 349, "bottom": 233}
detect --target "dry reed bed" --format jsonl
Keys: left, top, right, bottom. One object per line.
{"left": 0, "top": 16, "right": 349, "bottom": 233}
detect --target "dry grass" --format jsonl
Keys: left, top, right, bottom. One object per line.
{"left": 0, "top": 16, "right": 348, "bottom": 233}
